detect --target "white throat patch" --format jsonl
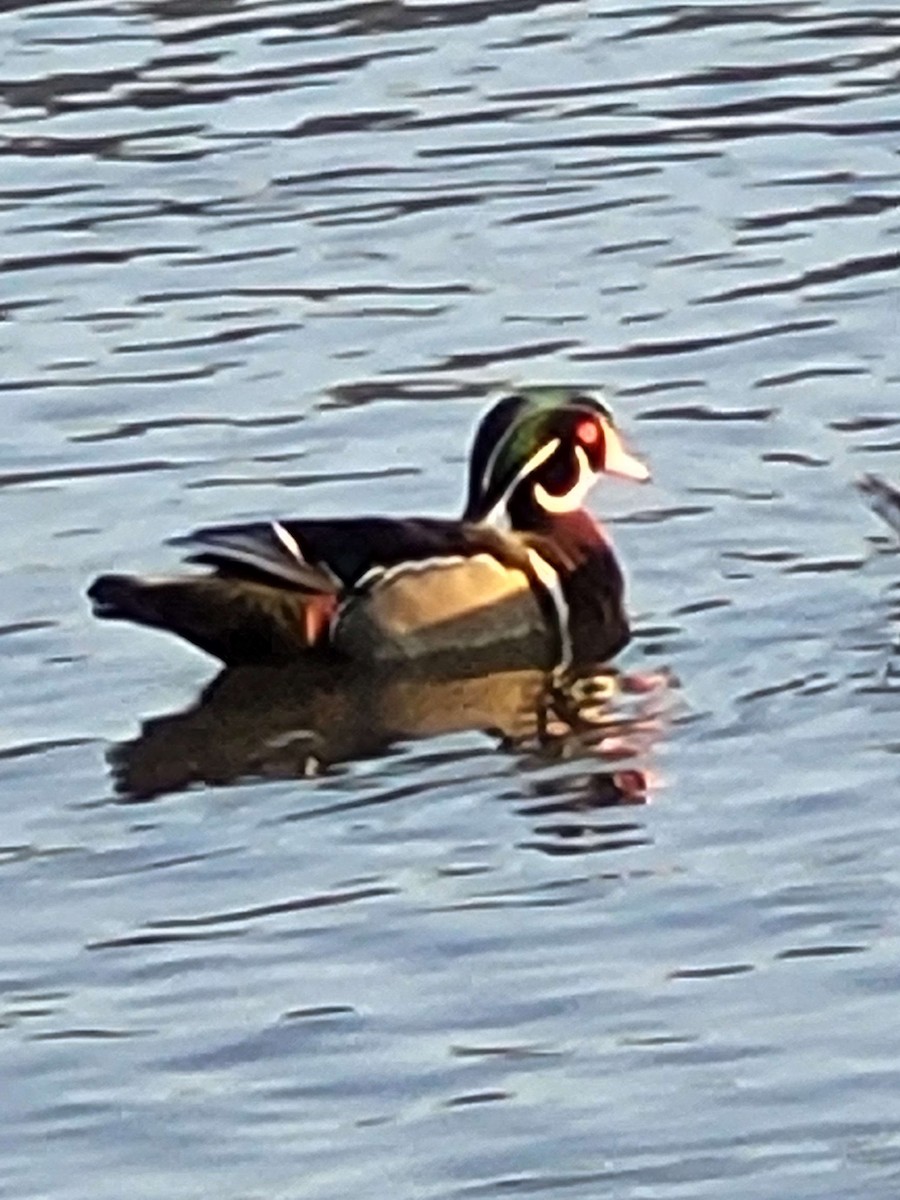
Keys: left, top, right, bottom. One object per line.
{"left": 533, "top": 445, "right": 596, "bottom": 514}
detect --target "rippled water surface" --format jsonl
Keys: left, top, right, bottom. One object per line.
{"left": 2, "top": 2, "right": 900, "bottom": 1197}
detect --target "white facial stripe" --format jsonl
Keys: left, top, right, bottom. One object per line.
{"left": 484, "top": 437, "right": 561, "bottom": 525}
{"left": 479, "top": 406, "right": 556, "bottom": 503}
{"left": 534, "top": 445, "right": 596, "bottom": 514}
{"left": 480, "top": 423, "right": 514, "bottom": 498}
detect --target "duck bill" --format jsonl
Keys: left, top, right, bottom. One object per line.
{"left": 602, "top": 422, "right": 650, "bottom": 482}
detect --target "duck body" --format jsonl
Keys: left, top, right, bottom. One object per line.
{"left": 89, "top": 389, "right": 647, "bottom": 670}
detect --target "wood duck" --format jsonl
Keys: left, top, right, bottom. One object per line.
{"left": 88, "top": 387, "right": 649, "bottom": 669}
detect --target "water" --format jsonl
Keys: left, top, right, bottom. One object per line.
{"left": 1, "top": 1, "right": 899, "bottom": 1197}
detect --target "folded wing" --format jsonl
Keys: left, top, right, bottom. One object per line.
{"left": 173, "top": 516, "right": 532, "bottom": 593}
{"left": 172, "top": 521, "right": 340, "bottom": 593}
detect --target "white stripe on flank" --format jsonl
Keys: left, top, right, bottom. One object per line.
{"left": 340, "top": 549, "right": 573, "bottom": 665}
{"left": 526, "top": 548, "right": 571, "bottom": 668}
{"left": 336, "top": 552, "right": 523, "bottom": 642}
{"left": 356, "top": 552, "right": 497, "bottom": 592}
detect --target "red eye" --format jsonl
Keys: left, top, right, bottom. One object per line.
{"left": 577, "top": 418, "right": 600, "bottom": 445}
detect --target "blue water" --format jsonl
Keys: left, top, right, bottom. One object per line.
{"left": 0, "top": 2, "right": 898, "bottom": 1197}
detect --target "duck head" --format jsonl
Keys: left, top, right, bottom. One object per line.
{"left": 464, "top": 387, "right": 649, "bottom": 528}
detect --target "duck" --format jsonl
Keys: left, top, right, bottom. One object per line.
{"left": 88, "top": 387, "right": 649, "bottom": 670}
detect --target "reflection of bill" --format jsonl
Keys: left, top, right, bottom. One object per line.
{"left": 516, "top": 768, "right": 653, "bottom": 857}
{"left": 109, "top": 662, "right": 674, "bottom": 854}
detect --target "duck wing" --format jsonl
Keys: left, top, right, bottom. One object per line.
{"left": 90, "top": 520, "right": 540, "bottom": 667}
{"left": 174, "top": 516, "right": 532, "bottom": 594}
{"left": 172, "top": 520, "right": 339, "bottom": 592}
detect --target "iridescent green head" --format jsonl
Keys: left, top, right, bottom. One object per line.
{"left": 464, "top": 387, "right": 649, "bottom": 526}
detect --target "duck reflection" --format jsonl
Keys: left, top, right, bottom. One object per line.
{"left": 110, "top": 658, "right": 670, "bottom": 852}
{"left": 515, "top": 767, "right": 654, "bottom": 857}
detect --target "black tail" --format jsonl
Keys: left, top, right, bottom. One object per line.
{"left": 89, "top": 574, "right": 164, "bottom": 625}
{"left": 87, "top": 572, "right": 331, "bottom": 666}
